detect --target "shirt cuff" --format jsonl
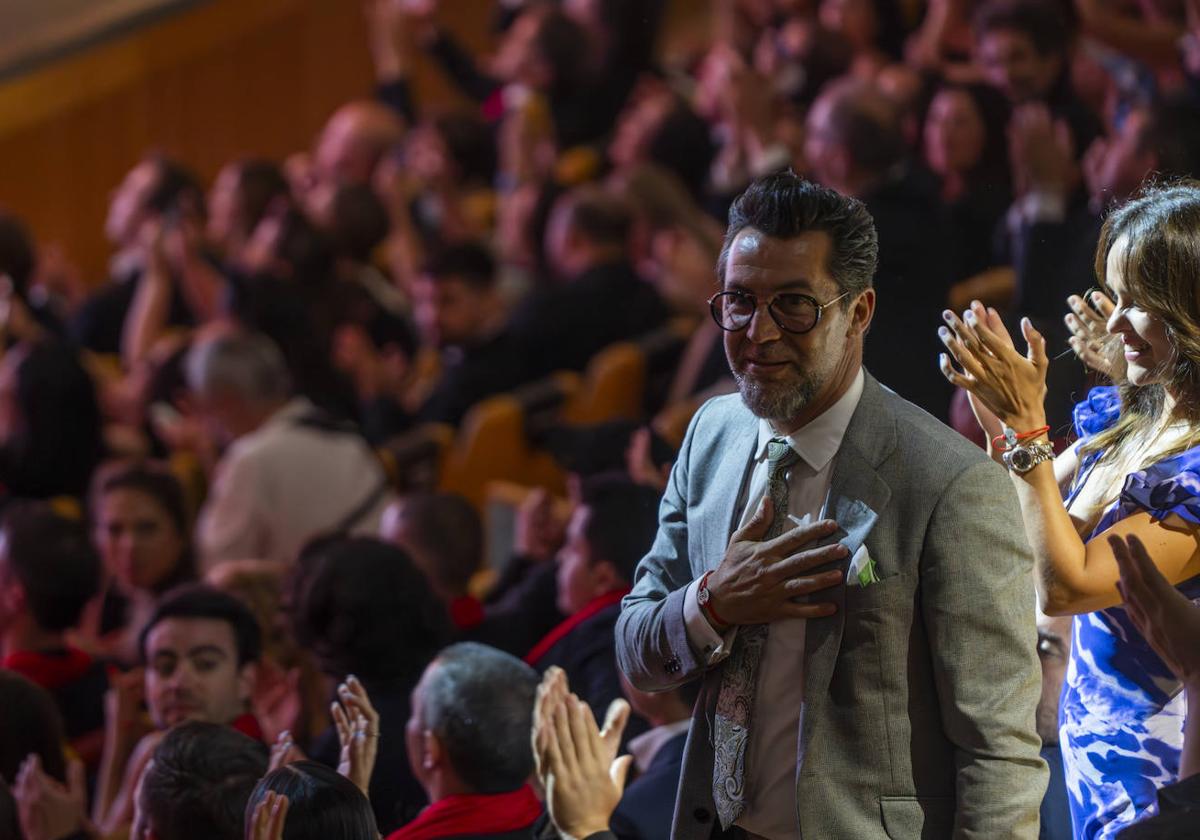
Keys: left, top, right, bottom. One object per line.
{"left": 682, "top": 579, "right": 736, "bottom": 665}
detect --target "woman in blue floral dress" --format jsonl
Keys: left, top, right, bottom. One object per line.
{"left": 938, "top": 182, "right": 1200, "bottom": 839}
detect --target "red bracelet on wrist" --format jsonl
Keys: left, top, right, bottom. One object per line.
{"left": 698, "top": 571, "right": 730, "bottom": 630}
{"left": 992, "top": 425, "right": 1051, "bottom": 451}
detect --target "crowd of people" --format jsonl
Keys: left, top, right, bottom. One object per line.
{"left": 1, "top": 0, "right": 1200, "bottom": 837}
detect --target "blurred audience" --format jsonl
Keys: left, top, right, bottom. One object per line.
{"left": 526, "top": 474, "right": 658, "bottom": 741}
{"left": 84, "top": 461, "right": 196, "bottom": 666}
{"left": 0, "top": 503, "right": 107, "bottom": 772}
{"left": 290, "top": 535, "right": 451, "bottom": 833}
{"left": 187, "top": 329, "right": 392, "bottom": 570}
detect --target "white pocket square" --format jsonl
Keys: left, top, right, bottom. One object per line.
{"left": 846, "top": 544, "right": 880, "bottom": 587}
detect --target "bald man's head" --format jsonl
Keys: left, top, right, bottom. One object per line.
{"left": 314, "top": 101, "right": 405, "bottom": 186}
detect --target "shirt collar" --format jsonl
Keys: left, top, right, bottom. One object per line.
{"left": 754, "top": 367, "right": 865, "bottom": 472}
{"left": 627, "top": 719, "right": 691, "bottom": 774}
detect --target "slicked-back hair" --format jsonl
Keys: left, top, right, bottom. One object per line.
{"left": 138, "top": 583, "right": 263, "bottom": 667}
{"left": 0, "top": 501, "right": 100, "bottom": 632}
{"left": 247, "top": 761, "right": 377, "bottom": 840}
{"left": 419, "top": 643, "right": 539, "bottom": 794}
{"left": 139, "top": 722, "right": 268, "bottom": 840}
{"left": 718, "top": 172, "right": 878, "bottom": 300}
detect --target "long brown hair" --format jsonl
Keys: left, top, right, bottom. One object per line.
{"left": 1080, "top": 181, "right": 1200, "bottom": 466}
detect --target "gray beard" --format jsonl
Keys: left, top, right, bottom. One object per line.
{"left": 734, "top": 368, "right": 819, "bottom": 423}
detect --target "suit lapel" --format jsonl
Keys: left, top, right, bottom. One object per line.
{"left": 799, "top": 374, "right": 894, "bottom": 768}
{"left": 709, "top": 412, "right": 760, "bottom": 560}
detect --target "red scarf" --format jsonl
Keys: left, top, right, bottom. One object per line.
{"left": 386, "top": 784, "right": 541, "bottom": 840}
{"left": 448, "top": 596, "right": 485, "bottom": 632}
{"left": 3, "top": 647, "right": 95, "bottom": 691}
{"left": 524, "top": 589, "right": 629, "bottom": 666}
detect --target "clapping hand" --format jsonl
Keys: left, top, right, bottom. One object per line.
{"left": 533, "top": 667, "right": 633, "bottom": 840}
{"left": 938, "top": 300, "right": 1049, "bottom": 432}
{"left": 1065, "top": 290, "right": 1121, "bottom": 379}
{"left": 14, "top": 755, "right": 90, "bottom": 840}
{"left": 1111, "top": 535, "right": 1200, "bottom": 687}
{"left": 247, "top": 791, "right": 289, "bottom": 840}
{"left": 334, "top": 675, "right": 380, "bottom": 796}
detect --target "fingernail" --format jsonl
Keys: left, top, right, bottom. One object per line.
{"left": 964, "top": 310, "right": 976, "bottom": 325}
{"left": 938, "top": 326, "right": 950, "bottom": 339}
{"left": 942, "top": 310, "right": 953, "bottom": 321}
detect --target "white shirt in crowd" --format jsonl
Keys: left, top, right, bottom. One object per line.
{"left": 197, "top": 397, "right": 392, "bottom": 570}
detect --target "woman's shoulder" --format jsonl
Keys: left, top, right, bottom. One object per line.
{"left": 1122, "top": 444, "right": 1200, "bottom": 527}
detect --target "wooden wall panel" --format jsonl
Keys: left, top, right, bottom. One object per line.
{"left": 0, "top": 0, "right": 491, "bottom": 283}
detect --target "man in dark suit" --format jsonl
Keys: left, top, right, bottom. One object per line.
{"left": 412, "top": 243, "right": 529, "bottom": 426}
{"left": 509, "top": 187, "right": 668, "bottom": 379}
{"left": 608, "top": 676, "right": 698, "bottom": 840}
{"left": 525, "top": 475, "right": 660, "bottom": 744}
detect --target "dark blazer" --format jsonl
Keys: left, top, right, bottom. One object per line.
{"left": 508, "top": 261, "right": 669, "bottom": 379}
{"left": 417, "top": 331, "right": 531, "bottom": 427}
{"left": 861, "top": 170, "right": 953, "bottom": 420}
{"left": 610, "top": 731, "right": 688, "bottom": 840}
{"left": 533, "top": 604, "right": 648, "bottom": 745}
{"left": 616, "top": 374, "right": 1047, "bottom": 839}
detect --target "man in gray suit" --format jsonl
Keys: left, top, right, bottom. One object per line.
{"left": 615, "top": 172, "right": 1046, "bottom": 839}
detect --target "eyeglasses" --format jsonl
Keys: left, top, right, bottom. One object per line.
{"left": 708, "top": 290, "right": 850, "bottom": 334}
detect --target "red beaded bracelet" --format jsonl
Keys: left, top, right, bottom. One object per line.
{"left": 992, "top": 425, "right": 1051, "bottom": 451}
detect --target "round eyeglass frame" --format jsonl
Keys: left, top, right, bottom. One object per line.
{"left": 707, "top": 289, "right": 851, "bottom": 335}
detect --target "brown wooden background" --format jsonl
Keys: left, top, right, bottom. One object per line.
{"left": 0, "top": 0, "right": 492, "bottom": 284}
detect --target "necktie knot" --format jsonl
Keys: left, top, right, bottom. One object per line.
{"left": 767, "top": 438, "right": 799, "bottom": 477}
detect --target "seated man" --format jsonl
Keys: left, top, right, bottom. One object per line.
{"left": 96, "top": 584, "right": 264, "bottom": 833}
{"left": 188, "top": 329, "right": 392, "bottom": 569}
{"left": 610, "top": 676, "right": 698, "bottom": 840}
{"left": 525, "top": 474, "right": 659, "bottom": 740}
{"left": 381, "top": 492, "right": 562, "bottom": 652}
{"left": 133, "top": 721, "right": 268, "bottom": 840}
{"left": 411, "top": 244, "right": 528, "bottom": 427}
{"left": 390, "top": 642, "right": 542, "bottom": 840}
{"left": 509, "top": 187, "right": 668, "bottom": 379}
{"left": 380, "top": 493, "right": 486, "bottom": 633}
{"left": 0, "top": 503, "right": 108, "bottom": 770}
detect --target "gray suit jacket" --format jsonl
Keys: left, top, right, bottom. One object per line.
{"left": 615, "top": 374, "right": 1047, "bottom": 840}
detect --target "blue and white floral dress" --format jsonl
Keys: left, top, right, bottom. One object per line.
{"left": 1060, "top": 387, "right": 1200, "bottom": 839}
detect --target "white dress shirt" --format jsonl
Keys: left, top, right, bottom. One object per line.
{"left": 627, "top": 719, "right": 692, "bottom": 774}
{"left": 682, "top": 368, "right": 865, "bottom": 839}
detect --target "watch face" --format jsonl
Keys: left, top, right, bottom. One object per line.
{"left": 1011, "top": 448, "right": 1034, "bottom": 471}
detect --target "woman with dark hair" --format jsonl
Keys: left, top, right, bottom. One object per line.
{"left": 290, "top": 535, "right": 452, "bottom": 834}
{"left": 941, "top": 181, "right": 1200, "bottom": 838}
{"left": 923, "top": 81, "right": 1013, "bottom": 286}
{"left": 85, "top": 461, "right": 196, "bottom": 666}
{"left": 247, "top": 761, "right": 377, "bottom": 840}
{"left": 0, "top": 339, "right": 104, "bottom": 501}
